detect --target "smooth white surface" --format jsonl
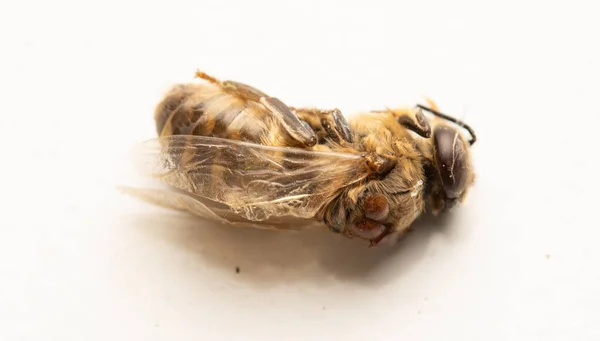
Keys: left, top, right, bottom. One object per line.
{"left": 1, "top": 0, "right": 599, "bottom": 340}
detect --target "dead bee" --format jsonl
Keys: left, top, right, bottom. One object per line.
{"left": 121, "top": 70, "right": 477, "bottom": 246}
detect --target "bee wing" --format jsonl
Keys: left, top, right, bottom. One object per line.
{"left": 119, "top": 185, "right": 232, "bottom": 224}
{"left": 129, "top": 135, "right": 368, "bottom": 222}
{"left": 118, "top": 185, "right": 319, "bottom": 230}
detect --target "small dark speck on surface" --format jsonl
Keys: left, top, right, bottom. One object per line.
{"left": 235, "top": 266, "right": 240, "bottom": 274}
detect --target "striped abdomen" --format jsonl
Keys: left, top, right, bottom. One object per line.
{"left": 154, "top": 83, "right": 289, "bottom": 146}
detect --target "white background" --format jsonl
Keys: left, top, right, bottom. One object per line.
{"left": 1, "top": 0, "right": 599, "bottom": 340}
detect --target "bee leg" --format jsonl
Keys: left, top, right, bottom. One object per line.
{"left": 194, "top": 70, "right": 224, "bottom": 86}
{"left": 195, "top": 70, "right": 270, "bottom": 102}
{"left": 194, "top": 70, "right": 317, "bottom": 147}
{"left": 259, "top": 97, "right": 317, "bottom": 147}
{"left": 347, "top": 193, "right": 393, "bottom": 246}
{"left": 216, "top": 81, "right": 319, "bottom": 147}
{"left": 290, "top": 107, "right": 354, "bottom": 143}
{"left": 382, "top": 106, "right": 431, "bottom": 138}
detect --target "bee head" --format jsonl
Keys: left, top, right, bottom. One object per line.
{"left": 427, "top": 123, "right": 475, "bottom": 214}
{"left": 321, "top": 104, "right": 476, "bottom": 245}
{"left": 410, "top": 104, "right": 476, "bottom": 214}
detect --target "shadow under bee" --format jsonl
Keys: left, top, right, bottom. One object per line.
{"left": 130, "top": 209, "right": 461, "bottom": 287}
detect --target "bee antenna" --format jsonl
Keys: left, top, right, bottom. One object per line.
{"left": 416, "top": 104, "right": 477, "bottom": 145}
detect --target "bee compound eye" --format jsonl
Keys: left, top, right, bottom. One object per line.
{"left": 433, "top": 125, "right": 468, "bottom": 199}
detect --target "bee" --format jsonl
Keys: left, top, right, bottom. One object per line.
{"left": 122, "top": 70, "right": 477, "bottom": 246}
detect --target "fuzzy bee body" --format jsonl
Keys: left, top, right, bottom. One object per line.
{"left": 124, "top": 70, "right": 477, "bottom": 246}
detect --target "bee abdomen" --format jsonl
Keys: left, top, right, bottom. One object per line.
{"left": 154, "top": 84, "right": 193, "bottom": 136}
{"left": 154, "top": 84, "right": 274, "bottom": 143}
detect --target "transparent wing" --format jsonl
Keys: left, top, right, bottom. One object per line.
{"left": 129, "top": 135, "right": 368, "bottom": 222}
{"left": 118, "top": 185, "right": 320, "bottom": 230}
